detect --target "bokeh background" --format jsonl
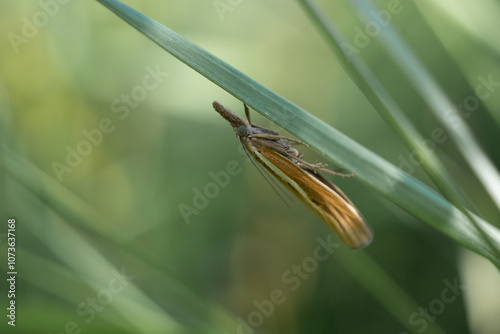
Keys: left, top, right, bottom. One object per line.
{"left": 1, "top": 0, "right": 500, "bottom": 333}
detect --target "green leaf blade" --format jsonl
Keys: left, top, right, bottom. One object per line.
{"left": 96, "top": 0, "right": 500, "bottom": 267}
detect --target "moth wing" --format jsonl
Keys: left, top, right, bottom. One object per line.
{"left": 257, "top": 147, "right": 373, "bottom": 249}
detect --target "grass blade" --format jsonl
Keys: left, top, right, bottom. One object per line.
{"left": 296, "top": 0, "right": 500, "bottom": 262}
{"left": 94, "top": 0, "right": 500, "bottom": 267}
{"left": 350, "top": 0, "right": 500, "bottom": 211}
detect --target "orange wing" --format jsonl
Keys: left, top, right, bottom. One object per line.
{"left": 257, "top": 146, "right": 373, "bottom": 249}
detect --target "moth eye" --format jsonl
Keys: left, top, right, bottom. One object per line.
{"left": 237, "top": 125, "right": 248, "bottom": 136}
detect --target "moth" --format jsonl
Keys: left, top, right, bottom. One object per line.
{"left": 213, "top": 101, "right": 373, "bottom": 249}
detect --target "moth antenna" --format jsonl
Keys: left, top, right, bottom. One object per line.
{"left": 244, "top": 104, "right": 252, "bottom": 124}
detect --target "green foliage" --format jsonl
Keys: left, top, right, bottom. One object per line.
{"left": 96, "top": 0, "right": 500, "bottom": 266}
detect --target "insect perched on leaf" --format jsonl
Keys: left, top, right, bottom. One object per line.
{"left": 213, "top": 101, "right": 373, "bottom": 249}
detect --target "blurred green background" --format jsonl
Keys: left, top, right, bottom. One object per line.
{"left": 1, "top": 0, "right": 500, "bottom": 333}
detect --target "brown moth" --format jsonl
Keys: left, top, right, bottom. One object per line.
{"left": 213, "top": 101, "right": 373, "bottom": 249}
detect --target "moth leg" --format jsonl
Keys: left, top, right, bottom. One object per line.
{"left": 248, "top": 134, "right": 308, "bottom": 147}
{"left": 294, "top": 157, "right": 356, "bottom": 178}
{"left": 251, "top": 137, "right": 301, "bottom": 158}
{"left": 250, "top": 137, "right": 354, "bottom": 177}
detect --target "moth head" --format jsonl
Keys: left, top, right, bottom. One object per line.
{"left": 213, "top": 101, "right": 251, "bottom": 138}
